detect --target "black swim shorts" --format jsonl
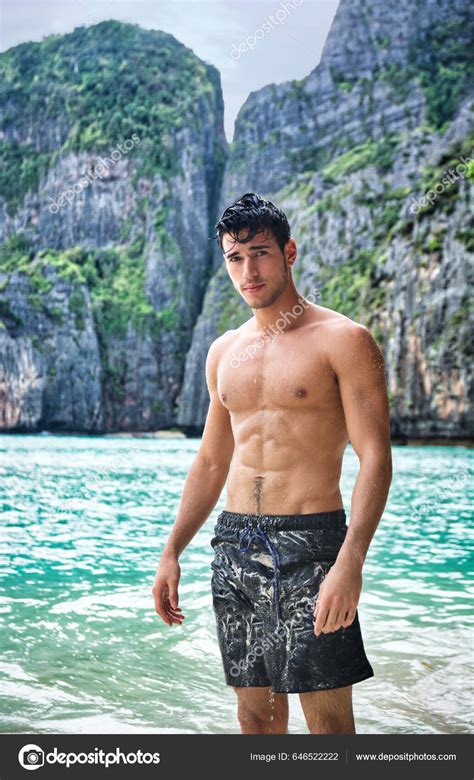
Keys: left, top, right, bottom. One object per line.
{"left": 210, "top": 509, "right": 374, "bottom": 694}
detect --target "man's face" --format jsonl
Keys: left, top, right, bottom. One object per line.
{"left": 222, "top": 228, "right": 293, "bottom": 309}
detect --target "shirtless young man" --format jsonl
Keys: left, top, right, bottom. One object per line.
{"left": 152, "top": 192, "right": 392, "bottom": 735}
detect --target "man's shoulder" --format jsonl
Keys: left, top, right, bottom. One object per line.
{"left": 206, "top": 318, "right": 253, "bottom": 366}
{"left": 312, "top": 305, "right": 368, "bottom": 338}
{"left": 314, "top": 306, "right": 383, "bottom": 371}
{"left": 207, "top": 318, "right": 253, "bottom": 354}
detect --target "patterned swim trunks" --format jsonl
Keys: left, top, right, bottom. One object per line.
{"left": 210, "top": 509, "right": 374, "bottom": 694}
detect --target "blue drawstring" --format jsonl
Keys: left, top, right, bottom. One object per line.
{"left": 239, "top": 525, "right": 282, "bottom": 628}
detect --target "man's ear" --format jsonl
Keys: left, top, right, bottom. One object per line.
{"left": 286, "top": 238, "right": 297, "bottom": 267}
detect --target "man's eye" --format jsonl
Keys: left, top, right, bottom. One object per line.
{"left": 227, "top": 252, "right": 266, "bottom": 261}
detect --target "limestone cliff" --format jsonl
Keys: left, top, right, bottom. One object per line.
{"left": 0, "top": 21, "right": 227, "bottom": 431}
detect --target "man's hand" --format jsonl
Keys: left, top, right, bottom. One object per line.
{"left": 313, "top": 560, "right": 362, "bottom": 636}
{"left": 152, "top": 554, "right": 185, "bottom": 627}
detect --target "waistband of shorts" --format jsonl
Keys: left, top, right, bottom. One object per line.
{"left": 215, "top": 508, "right": 347, "bottom": 531}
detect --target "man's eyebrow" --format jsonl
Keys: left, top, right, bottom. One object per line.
{"left": 224, "top": 243, "right": 271, "bottom": 258}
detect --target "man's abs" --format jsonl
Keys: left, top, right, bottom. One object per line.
{"left": 224, "top": 409, "right": 347, "bottom": 514}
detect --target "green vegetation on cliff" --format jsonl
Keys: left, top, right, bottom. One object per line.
{"left": 321, "top": 135, "right": 402, "bottom": 181}
{"left": 0, "top": 20, "right": 224, "bottom": 212}
{"left": 316, "top": 248, "right": 387, "bottom": 324}
{"left": 380, "top": 15, "right": 474, "bottom": 130}
{"left": 0, "top": 234, "right": 178, "bottom": 339}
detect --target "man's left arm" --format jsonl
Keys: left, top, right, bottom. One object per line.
{"left": 314, "top": 322, "right": 393, "bottom": 635}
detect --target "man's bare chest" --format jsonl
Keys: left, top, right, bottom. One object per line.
{"left": 217, "top": 333, "right": 340, "bottom": 413}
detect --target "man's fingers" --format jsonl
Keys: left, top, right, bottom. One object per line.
{"left": 156, "top": 606, "right": 172, "bottom": 626}
{"left": 320, "top": 605, "right": 338, "bottom": 634}
{"left": 314, "top": 602, "right": 347, "bottom": 635}
{"left": 341, "top": 608, "right": 356, "bottom": 627}
{"left": 326, "top": 607, "right": 344, "bottom": 633}
{"left": 152, "top": 584, "right": 173, "bottom": 626}
{"left": 317, "top": 605, "right": 354, "bottom": 634}
{"left": 168, "top": 586, "right": 179, "bottom": 610}
{"left": 314, "top": 602, "right": 329, "bottom": 635}
{"left": 166, "top": 611, "right": 185, "bottom": 625}
{"left": 165, "top": 610, "right": 184, "bottom": 625}
{"left": 165, "top": 599, "right": 185, "bottom": 621}
{"left": 165, "top": 602, "right": 183, "bottom": 613}
{"left": 332, "top": 609, "right": 347, "bottom": 631}
{"left": 156, "top": 602, "right": 172, "bottom": 627}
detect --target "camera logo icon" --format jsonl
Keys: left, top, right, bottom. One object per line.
{"left": 18, "top": 744, "right": 45, "bottom": 770}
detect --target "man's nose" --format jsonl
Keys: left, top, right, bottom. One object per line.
{"left": 242, "top": 257, "right": 258, "bottom": 277}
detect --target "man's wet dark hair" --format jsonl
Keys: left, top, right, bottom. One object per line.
{"left": 212, "top": 192, "right": 291, "bottom": 254}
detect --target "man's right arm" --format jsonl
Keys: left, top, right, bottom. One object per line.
{"left": 152, "top": 334, "right": 235, "bottom": 626}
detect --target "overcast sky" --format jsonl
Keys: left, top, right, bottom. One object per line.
{"left": 0, "top": 0, "right": 339, "bottom": 141}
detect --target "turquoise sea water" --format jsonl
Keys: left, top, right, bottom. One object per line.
{"left": 0, "top": 434, "right": 472, "bottom": 734}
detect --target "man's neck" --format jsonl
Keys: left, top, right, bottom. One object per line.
{"left": 252, "top": 286, "right": 312, "bottom": 334}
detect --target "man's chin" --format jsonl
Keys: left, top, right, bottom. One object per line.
{"left": 242, "top": 294, "right": 271, "bottom": 309}
{"left": 252, "top": 300, "right": 272, "bottom": 310}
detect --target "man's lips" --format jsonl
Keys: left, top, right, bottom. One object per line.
{"left": 243, "top": 283, "right": 265, "bottom": 291}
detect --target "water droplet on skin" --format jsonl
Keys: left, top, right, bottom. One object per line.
{"left": 268, "top": 687, "right": 275, "bottom": 727}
